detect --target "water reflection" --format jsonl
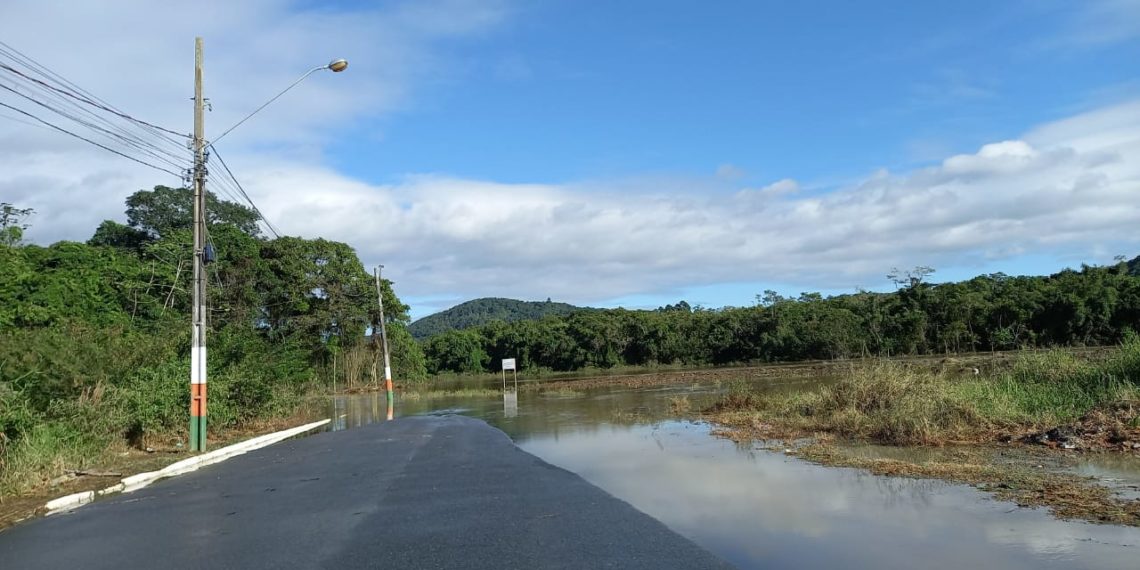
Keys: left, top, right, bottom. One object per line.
{"left": 503, "top": 391, "right": 518, "bottom": 418}
{"left": 313, "top": 386, "right": 1140, "bottom": 569}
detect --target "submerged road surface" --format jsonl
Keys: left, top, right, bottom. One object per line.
{"left": 0, "top": 415, "right": 731, "bottom": 569}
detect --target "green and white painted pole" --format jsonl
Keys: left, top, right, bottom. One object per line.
{"left": 375, "top": 266, "right": 394, "bottom": 420}
{"left": 190, "top": 37, "right": 208, "bottom": 452}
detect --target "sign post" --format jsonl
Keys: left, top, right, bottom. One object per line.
{"left": 502, "top": 358, "right": 518, "bottom": 417}
{"left": 501, "top": 358, "right": 517, "bottom": 391}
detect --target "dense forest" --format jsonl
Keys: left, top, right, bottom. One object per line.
{"left": 0, "top": 190, "right": 424, "bottom": 492}
{"left": 408, "top": 297, "right": 587, "bottom": 339}
{"left": 421, "top": 262, "right": 1140, "bottom": 375}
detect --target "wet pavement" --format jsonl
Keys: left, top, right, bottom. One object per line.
{"left": 0, "top": 415, "right": 731, "bottom": 570}
{"left": 317, "top": 384, "right": 1140, "bottom": 569}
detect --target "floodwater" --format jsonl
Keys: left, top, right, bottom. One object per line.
{"left": 313, "top": 380, "right": 1140, "bottom": 569}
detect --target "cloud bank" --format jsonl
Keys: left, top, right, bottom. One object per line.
{"left": 2, "top": 2, "right": 1138, "bottom": 311}
{"left": 239, "top": 100, "right": 1140, "bottom": 304}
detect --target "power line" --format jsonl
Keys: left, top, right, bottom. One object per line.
{"left": 0, "top": 100, "right": 182, "bottom": 177}
{"left": 0, "top": 67, "right": 191, "bottom": 165}
{"left": 0, "top": 110, "right": 51, "bottom": 130}
{"left": 0, "top": 80, "right": 190, "bottom": 172}
{"left": 0, "top": 61, "right": 187, "bottom": 139}
{"left": 209, "top": 145, "right": 282, "bottom": 239}
{"left": 0, "top": 40, "right": 187, "bottom": 148}
{"left": 0, "top": 40, "right": 192, "bottom": 179}
{"left": 0, "top": 41, "right": 287, "bottom": 245}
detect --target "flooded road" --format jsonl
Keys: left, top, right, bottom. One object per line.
{"left": 312, "top": 382, "right": 1140, "bottom": 569}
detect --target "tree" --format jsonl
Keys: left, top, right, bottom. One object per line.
{"left": 89, "top": 220, "right": 151, "bottom": 250}
{"left": 422, "top": 329, "right": 489, "bottom": 374}
{"left": 1, "top": 203, "right": 34, "bottom": 247}
{"left": 125, "top": 186, "right": 261, "bottom": 238}
{"left": 887, "top": 266, "right": 935, "bottom": 289}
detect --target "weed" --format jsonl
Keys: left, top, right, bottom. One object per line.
{"left": 668, "top": 395, "right": 692, "bottom": 414}
{"left": 706, "top": 339, "right": 1140, "bottom": 446}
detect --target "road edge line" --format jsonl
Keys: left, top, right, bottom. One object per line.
{"left": 45, "top": 419, "right": 330, "bottom": 516}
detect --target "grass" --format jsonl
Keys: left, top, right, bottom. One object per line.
{"left": 958, "top": 348, "right": 1140, "bottom": 427}
{"left": 708, "top": 337, "right": 1140, "bottom": 446}
{"left": 668, "top": 395, "right": 692, "bottom": 414}
{"left": 540, "top": 387, "right": 586, "bottom": 397}
{"left": 400, "top": 388, "right": 502, "bottom": 400}
{"left": 703, "top": 340, "right": 1140, "bottom": 526}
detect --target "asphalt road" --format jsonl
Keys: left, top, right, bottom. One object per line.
{"left": 0, "top": 415, "right": 733, "bottom": 569}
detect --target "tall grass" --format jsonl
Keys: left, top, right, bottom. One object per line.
{"left": 0, "top": 325, "right": 318, "bottom": 497}
{"left": 958, "top": 338, "right": 1139, "bottom": 426}
{"left": 787, "top": 364, "right": 981, "bottom": 444}
{"left": 709, "top": 337, "right": 1140, "bottom": 445}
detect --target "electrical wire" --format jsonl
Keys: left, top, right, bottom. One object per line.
{"left": 0, "top": 61, "right": 187, "bottom": 138}
{"left": 0, "top": 40, "right": 187, "bottom": 148}
{"left": 0, "top": 100, "right": 182, "bottom": 177}
{"left": 209, "top": 145, "right": 283, "bottom": 239}
{"left": 0, "top": 80, "right": 190, "bottom": 172}
{"left": 1, "top": 41, "right": 279, "bottom": 249}
{"left": 0, "top": 66, "right": 191, "bottom": 163}
{"left": 0, "top": 41, "right": 192, "bottom": 175}
{"left": 0, "top": 110, "right": 51, "bottom": 130}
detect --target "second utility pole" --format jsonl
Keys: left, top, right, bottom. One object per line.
{"left": 375, "top": 266, "right": 394, "bottom": 420}
{"left": 190, "top": 36, "right": 209, "bottom": 452}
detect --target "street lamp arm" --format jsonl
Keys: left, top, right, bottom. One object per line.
{"left": 211, "top": 60, "right": 345, "bottom": 145}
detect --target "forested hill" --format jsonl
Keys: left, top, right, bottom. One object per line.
{"left": 409, "top": 298, "right": 587, "bottom": 339}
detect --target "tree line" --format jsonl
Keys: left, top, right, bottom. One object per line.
{"left": 421, "top": 261, "right": 1140, "bottom": 375}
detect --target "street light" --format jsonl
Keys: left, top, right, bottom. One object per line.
{"left": 189, "top": 39, "right": 347, "bottom": 452}
{"left": 211, "top": 58, "right": 349, "bottom": 145}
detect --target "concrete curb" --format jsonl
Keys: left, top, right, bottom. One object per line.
{"left": 45, "top": 419, "right": 330, "bottom": 516}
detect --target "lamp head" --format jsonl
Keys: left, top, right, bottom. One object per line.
{"left": 327, "top": 59, "right": 348, "bottom": 72}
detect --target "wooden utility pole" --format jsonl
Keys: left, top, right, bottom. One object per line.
{"left": 190, "top": 37, "right": 208, "bottom": 452}
{"left": 375, "top": 266, "right": 394, "bottom": 420}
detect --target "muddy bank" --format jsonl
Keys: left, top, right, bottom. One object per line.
{"left": 751, "top": 438, "right": 1140, "bottom": 527}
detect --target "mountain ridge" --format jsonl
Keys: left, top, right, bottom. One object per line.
{"left": 409, "top": 297, "right": 589, "bottom": 339}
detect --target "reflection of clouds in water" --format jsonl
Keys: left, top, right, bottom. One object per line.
{"left": 984, "top": 514, "right": 1140, "bottom": 559}
{"left": 331, "top": 390, "right": 1140, "bottom": 569}
{"left": 519, "top": 421, "right": 1140, "bottom": 570}
{"left": 986, "top": 521, "right": 1080, "bottom": 558}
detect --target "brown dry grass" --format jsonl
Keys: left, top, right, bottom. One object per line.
{"left": 791, "top": 443, "right": 1140, "bottom": 526}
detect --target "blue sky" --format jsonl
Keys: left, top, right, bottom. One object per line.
{"left": 2, "top": 0, "right": 1139, "bottom": 320}
{"left": 332, "top": 1, "right": 1136, "bottom": 184}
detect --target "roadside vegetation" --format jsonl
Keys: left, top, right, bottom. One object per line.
{"left": 0, "top": 193, "right": 426, "bottom": 498}
{"left": 707, "top": 338, "right": 1140, "bottom": 447}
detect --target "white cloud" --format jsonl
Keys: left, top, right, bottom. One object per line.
{"left": 3, "top": 2, "right": 1140, "bottom": 310}
{"left": 212, "top": 98, "right": 1139, "bottom": 305}
{"left": 0, "top": 0, "right": 511, "bottom": 241}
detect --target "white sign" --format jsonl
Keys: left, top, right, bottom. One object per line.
{"left": 502, "top": 358, "right": 516, "bottom": 371}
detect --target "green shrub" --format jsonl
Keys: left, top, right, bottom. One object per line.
{"left": 116, "top": 358, "right": 187, "bottom": 444}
